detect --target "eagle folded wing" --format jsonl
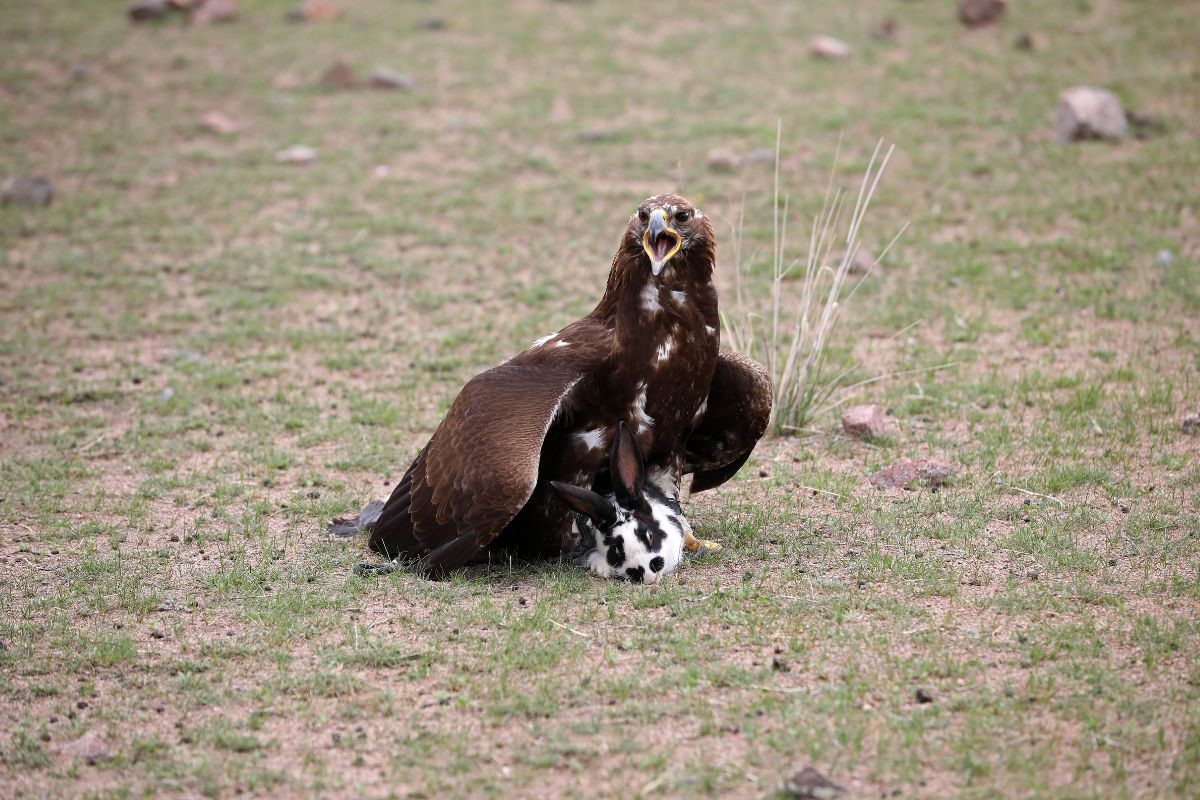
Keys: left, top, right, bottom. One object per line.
{"left": 685, "top": 349, "right": 772, "bottom": 493}
{"left": 369, "top": 364, "right": 582, "bottom": 575}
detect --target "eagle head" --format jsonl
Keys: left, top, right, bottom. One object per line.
{"left": 627, "top": 194, "right": 714, "bottom": 278}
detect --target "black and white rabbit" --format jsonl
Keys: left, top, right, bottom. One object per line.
{"left": 550, "top": 422, "right": 687, "bottom": 585}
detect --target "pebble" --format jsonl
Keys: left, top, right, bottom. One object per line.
{"left": 370, "top": 67, "right": 416, "bottom": 91}
{"left": 2, "top": 175, "right": 54, "bottom": 207}
{"left": 1056, "top": 86, "right": 1128, "bottom": 143}
{"left": 809, "top": 35, "right": 851, "bottom": 59}
{"left": 275, "top": 145, "right": 317, "bottom": 164}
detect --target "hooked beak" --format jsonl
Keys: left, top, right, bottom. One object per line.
{"left": 642, "top": 209, "right": 681, "bottom": 276}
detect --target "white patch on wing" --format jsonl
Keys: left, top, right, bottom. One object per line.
{"left": 654, "top": 337, "right": 675, "bottom": 364}
{"left": 573, "top": 427, "right": 607, "bottom": 452}
{"left": 531, "top": 331, "right": 558, "bottom": 348}
{"left": 554, "top": 340, "right": 570, "bottom": 348}
{"left": 693, "top": 398, "right": 708, "bottom": 422}
{"left": 704, "top": 325, "right": 717, "bottom": 337}
{"left": 671, "top": 290, "right": 687, "bottom": 305}
{"left": 640, "top": 282, "right": 662, "bottom": 313}
{"left": 630, "top": 382, "right": 655, "bottom": 432}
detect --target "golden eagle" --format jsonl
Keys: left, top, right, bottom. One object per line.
{"left": 333, "top": 194, "right": 771, "bottom": 579}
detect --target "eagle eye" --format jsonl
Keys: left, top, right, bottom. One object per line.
{"left": 637, "top": 209, "right": 649, "bottom": 224}
{"left": 674, "top": 209, "right": 691, "bottom": 224}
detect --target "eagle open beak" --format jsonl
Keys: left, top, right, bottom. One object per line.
{"left": 642, "top": 209, "right": 681, "bottom": 276}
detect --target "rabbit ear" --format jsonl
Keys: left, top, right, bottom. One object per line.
{"left": 549, "top": 481, "right": 616, "bottom": 527}
{"left": 611, "top": 421, "right": 645, "bottom": 507}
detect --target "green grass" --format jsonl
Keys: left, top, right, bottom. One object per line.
{"left": 2, "top": 0, "right": 1199, "bottom": 798}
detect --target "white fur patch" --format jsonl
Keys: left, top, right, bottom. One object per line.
{"left": 640, "top": 282, "right": 662, "bottom": 313}
{"left": 573, "top": 427, "right": 607, "bottom": 452}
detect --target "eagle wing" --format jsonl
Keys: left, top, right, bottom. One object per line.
{"left": 368, "top": 363, "right": 584, "bottom": 576}
{"left": 685, "top": 349, "right": 772, "bottom": 493}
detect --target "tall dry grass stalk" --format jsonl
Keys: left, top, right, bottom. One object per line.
{"left": 721, "top": 124, "right": 907, "bottom": 435}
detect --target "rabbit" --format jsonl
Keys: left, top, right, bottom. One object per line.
{"left": 550, "top": 422, "right": 687, "bottom": 585}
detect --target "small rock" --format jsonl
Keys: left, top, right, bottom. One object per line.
{"left": 128, "top": 0, "right": 170, "bottom": 22}
{"left": 149, "top": 629, "right": 165, "bottom": 640}
{"left": 706, "top": 148, "right": 741, "bottom": 172}
{"left": 579, "top": 129, "right": 622, "bottom": 143}
{"left": 1182, "top": 411, "right": 1200, "bottom": 434}
{"left": 1126, "top": 109, "right": 1166, "bottom": 139}
{"left": 841, "top": 405, "right": 886, "bottom": 439}
{"left": 320, "top": 58, "right": 357, "bottom": 90}
{"left": 1055, "top": 86, "right": 1128, "bottom": 143}
{"left": 772, "top": 657, "right": 790, "bottom": 672}
{"left": 275, "top": 145, "right": 317, "bottom": 164}
{"left": 869, "top": 18, "right": 897, "bottom": 40}
{"left": 415, "top": 16, "right": 446, "bottom": 31}
{"left": 870, "top": 459, "right": 955, "bottom": 490}
{"left": 809, "top": 35, "right": 851, "bottom": 60}
{"left": 286, "top": 0, "right": 340, "bottom": 22}
{"left": 1013, "top": 31, "right": 1037, "bottom": 50}
{"left": 66, "top": 729, "right": 109, "bottom": 765}
{"left": 192, "top": 0, "right": 237, "bottom": 24}
{"left": 1155, "top": 249, "right": 1173, "bottom": 268}
{"left": 197, "top": 111, "right": 238, "bottom": 135}
{"left": 160, "top": 387, "right": 175, "bottom": 401}
{"left": 784, "top": 766, "right": 846, "bottom": 799}
{"left": 2, "top": 175, "right": 53, "bottom": 207}
{"left": 915, "top": 462, "right": 955, "bottom": 487}
{"left": 1115, "top": 497, "right": 1131, "bottom": 514}
{"left": 741, "top": 147, "right": 775, "bottom": 165}
{"left": 369, "top": 67, "right": 415, "bottom": 91}
{"left": 915, "top": 687, "right": 934, "bottom": 704}
{"left": 846, "top": 248, "right": 878, "bottom": 275}
{"left": 958, "top": 0, "right": 1007, "bottom": 27}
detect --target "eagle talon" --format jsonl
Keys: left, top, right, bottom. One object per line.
{"left": 683, "top": 530, "right": 722, "bottom": 554}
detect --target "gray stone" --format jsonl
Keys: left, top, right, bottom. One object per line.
{"left": 809, "top": 35, "right": 851, "bottom": 59}
{"left": 370, "top": 67, "right": 416, "bottom": 91}
{"left": 784, "top": 766, "right": 846, "bottom": 799}
{"left": 870, "top": 459, "right": 956, "bottom": 490}
{"left": 2, "top": 175, "right": 53, "bottom": 207}
{"left": 958, "top": 0, "right": 1006, "bottom": 27}
{"left": 128, "top": 0, "right": 170, "bottom": 21}
{"left": 1056, "top": 86, "right": 1128, "bottom": 143}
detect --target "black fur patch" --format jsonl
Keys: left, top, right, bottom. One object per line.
{"left": 606, "top": 539, "right": 625, "bottom": 567}
{"left": 649, "top": 556, "right": 665, "bottom": 573}
{"left": 625, "top": 566, "right": 645, "bottom": 583}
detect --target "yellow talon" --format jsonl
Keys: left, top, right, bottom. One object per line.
{"left": 683, "top": 529, "right": 722, "bottom": 553}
